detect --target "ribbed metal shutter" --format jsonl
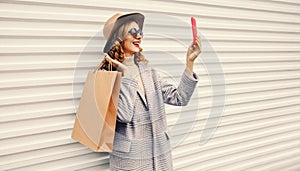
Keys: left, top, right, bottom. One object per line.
{"left": 1, "top": 0, "right": 299, "bottom": 170}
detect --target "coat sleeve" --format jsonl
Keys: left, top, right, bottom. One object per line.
{"left": 158, "top": 68, "right": 199, "bottom": 106}
{"left": 116, "top": 77, "right": 138, "bottom": 123}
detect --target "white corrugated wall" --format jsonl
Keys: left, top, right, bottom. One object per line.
{"left": 1, "top": 0, "right": 300, "bottom": 170}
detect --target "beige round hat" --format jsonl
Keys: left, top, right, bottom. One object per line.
{"left": 103, "top": 12, "right": 144, "bottom": 53}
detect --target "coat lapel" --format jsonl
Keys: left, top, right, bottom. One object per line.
{"left": 137, "top": 61, "right": 153, "bottom": 110}
{"left": 136, "top": 88, "right": 148, "bottom": 110}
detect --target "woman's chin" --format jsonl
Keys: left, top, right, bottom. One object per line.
{"left": 126, "top": 46, "right": 141, "bottom": 54}
{"left": 132, "top": 48, "right": 140, "bottom": 53}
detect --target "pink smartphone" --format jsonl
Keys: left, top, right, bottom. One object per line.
{"left": 191, "top": 17, "right": 197, "bottom": 44}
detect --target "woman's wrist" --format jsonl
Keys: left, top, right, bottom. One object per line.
{"left": 185, "top": 60, "right": 194, "bottom": 75}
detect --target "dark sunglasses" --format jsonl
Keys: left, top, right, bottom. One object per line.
{"left": 128, "top": 28, "right": 143, "bottom": 37}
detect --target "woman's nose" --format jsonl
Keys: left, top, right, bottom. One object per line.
{"left": 136, "top": 33, "right": 143, "bottom": 39}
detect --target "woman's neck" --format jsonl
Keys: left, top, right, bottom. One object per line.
{"left": 123, "top": 53, "right": 135, "bottom": 66}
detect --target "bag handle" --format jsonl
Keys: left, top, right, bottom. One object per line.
{"left": 93, "top": 54, "right": 112, "bottom": 73}
{"left": 109, "top": 60, "right": 112, "bottom": 71}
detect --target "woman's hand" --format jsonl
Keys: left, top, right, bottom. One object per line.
{"left": 104, "top": 53, "right": 128, "bottom": 75}
{"left": 186, "top": 35, "right": 202, "bottom": 75}
{"left": 186, "top": 35, "right": 202, "bottom": 62}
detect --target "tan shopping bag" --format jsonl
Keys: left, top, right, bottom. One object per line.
{"left": 71, "top": 64, "right": 121, "bottom": 152}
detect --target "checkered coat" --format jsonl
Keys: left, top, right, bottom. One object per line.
{"left": 109, "top": 61, "right": 198, "bottom": 171}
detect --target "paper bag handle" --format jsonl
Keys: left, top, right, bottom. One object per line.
{"left": 94, "top": 55, "right": 113, "bottom": 73}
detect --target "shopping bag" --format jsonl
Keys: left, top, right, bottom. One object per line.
{"left": 71, "top": 63, "right": 121, "bottom": 152}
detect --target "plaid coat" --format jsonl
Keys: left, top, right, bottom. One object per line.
{"left": 109, "top": 61, "right": 198, "bottom": 171}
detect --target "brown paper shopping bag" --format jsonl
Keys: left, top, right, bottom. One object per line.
{"left": 71, "top": 65, "right": 121, "bottom": 152}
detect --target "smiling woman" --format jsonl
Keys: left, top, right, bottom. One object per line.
{"left": 99, "top": 13, "right": 147, "bottom": 71}
{"left": 99, "top": 12, "right": 201, "bottom": 171}
{"left": 122, "top": 22, "right": 143, "bottom": 55}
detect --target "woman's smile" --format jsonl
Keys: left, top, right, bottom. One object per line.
{"left": 132, "top": 39, "right": 141, "bottom": 47}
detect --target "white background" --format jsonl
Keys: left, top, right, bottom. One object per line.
{"left": 1, "top": 0, "right": 300, "bottom": 170}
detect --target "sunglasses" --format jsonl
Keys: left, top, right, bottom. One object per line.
{"left": 128, "top": 28, "right": 143, "bottom": 37}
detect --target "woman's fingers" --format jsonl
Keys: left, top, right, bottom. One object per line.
{"left": 104, "top": 53, "right": 116, "bottom": 65}
{"left": 104, "top": 53, "right": 127, "bottom": 72}
{"left": 194, "top": 36, "right": 201, "bottom": 49}
{"left": 104, "top": 53, "right": 120, "bottom": 67}
{"left": 186, "top": 35, "right": 202, "bottom": 61}
{"left": 198, "top": 37, "right": 202, "bottom": 50}
{"left": 193, "top": 36, "right": 202, "bottom": 53}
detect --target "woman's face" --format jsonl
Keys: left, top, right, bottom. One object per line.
{"left": 123, "top": 22, "right": 142, "bottom": 55}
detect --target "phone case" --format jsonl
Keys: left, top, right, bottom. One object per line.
{"left": 191, "top": 17, "right": 197, "bottom": 44}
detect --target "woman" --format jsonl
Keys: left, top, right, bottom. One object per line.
{"left": 101, "top": 12, "right": 201, "bottom": 171}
